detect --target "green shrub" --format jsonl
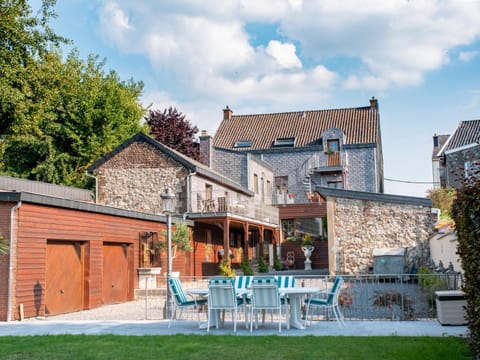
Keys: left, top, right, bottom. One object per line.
{"left": 273, "top": 255, "right": 283, "bottom": 271}
{"left": 240, "top": 257, "right": 254, "bottom": 275}
{"left": 218, "top": 257, "right": 235, "bottom": 277}
{"left": 257, "top": 256, "right": 269, "bottom": 273}
{"left": 452, "top": 174, "right": 480, "bottom": 358}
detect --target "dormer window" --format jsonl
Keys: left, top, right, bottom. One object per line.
{"left": 234, "top": 140, "right": 252, "bottom": 148}
{"left": 273, "top": 137, "right": 295, "bottom": 147}
{"left": 327, "top": 139, "right": 340, "bottom": 153}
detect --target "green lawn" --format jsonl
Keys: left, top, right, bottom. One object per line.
{"left": 0, "top": 335, "right": 472, "bottom": 360}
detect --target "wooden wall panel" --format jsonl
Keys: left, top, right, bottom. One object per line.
{"left": 4, "top": 202, "right": 185, "bottom": 320}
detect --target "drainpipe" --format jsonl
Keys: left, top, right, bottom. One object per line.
{"left": 7, "top": 201, "right": 22, "bottom": 322}
{"left": 85, "top": 170, "right": 98, "bottom": 203}
{"left": 186, "top": 171, "right": 197, "bottom": 213}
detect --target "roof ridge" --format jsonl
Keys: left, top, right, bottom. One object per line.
{"left": 231, "top": 105, "right": 372, "bottom": 118}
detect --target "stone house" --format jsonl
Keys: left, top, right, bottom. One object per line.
{"left": 87, "top": 132, "right": 280, "bottom": 277}
{"left": 209, "top": 97, "right": 384, "bottom": 205}
{"left": 433, "top": 119, "right": 480, "bottom": 189}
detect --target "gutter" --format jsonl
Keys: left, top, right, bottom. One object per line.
{"left": 7, "top": 201, "right": 21, "bottom": 322}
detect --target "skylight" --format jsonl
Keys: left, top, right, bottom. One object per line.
{"left": 234, "top": 140, "right": 252, "bottom": 148}
{"left": 273, "top": 137, "right": 295, "bottom": 147}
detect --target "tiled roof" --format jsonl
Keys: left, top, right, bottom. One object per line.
{"left": 443, "top": 119, "right": 480, "bottom": 152}
{"left": 213, "top": 105, "right": 380, "bottom": 150}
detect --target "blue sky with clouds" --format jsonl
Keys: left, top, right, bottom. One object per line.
{"left": 32, "top": 0, "right": 480, "bottom": 197}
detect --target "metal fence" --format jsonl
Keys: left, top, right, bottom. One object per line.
{"left": 137, "top": 273, "right": 463, "bottom": 321}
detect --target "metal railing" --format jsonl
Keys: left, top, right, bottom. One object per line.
{"left": 136, "top": 273, "right": 463, "bottom": 321}
{"left": 189, "top": 191, "right": 279, "bottom": 224}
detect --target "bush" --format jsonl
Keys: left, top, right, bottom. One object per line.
{"left": 452, "top": 177, "right": 480, "bottom": 358}
{"left": 257, "top": 256, "right": 269, "bottom": 273}
{"left": 273, "top": 255, "right": 283, "bottom": 271}
{"left": 240, "top": 257, "right": 254, "bottom": 275}
{"left": 218, "top": 257, "right": 235, "bottom": 277}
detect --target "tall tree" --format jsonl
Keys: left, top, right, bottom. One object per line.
{"left": 145, "top": 107, "right": 199, "bottom": 160}
{"left": 0, "top": 1, "right": 146, "bottom": 188}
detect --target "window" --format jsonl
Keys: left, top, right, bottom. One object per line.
{"left": 253, "top": 174, "right": 258, "bottom": 193}
{"left": 327, "top": 139, "right": 340, "bottom": 153}
{"left": 234, "top": 140, "right": 252, "bottom": 148}
{"left": 273, "top": 137, "right": 295, "bottom": 147}
{"left": 266, "top": 180, "right": 272, "bottom": 197}
{"left": 205, "top": 184, "right": 213, "bottom": 200}
{"left": 275, "top": 176, "right": 288, "bottom": 193}
{"left": 327, "top": 181, "right": 343, "bottom": 189}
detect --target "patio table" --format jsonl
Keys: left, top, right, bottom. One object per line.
{"left": 280, "top": 287, "right": 320, "bottom": 330}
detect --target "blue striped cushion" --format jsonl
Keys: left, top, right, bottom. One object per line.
{"left": 276, "top": 276, "right": 295, "bottom": 288}
{"left": 251, "top": 277, "right": 280, "bottom": 308}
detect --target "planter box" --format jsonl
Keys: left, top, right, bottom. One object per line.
{"left": 435, "top": 290, "right": 467, "bottom": 325}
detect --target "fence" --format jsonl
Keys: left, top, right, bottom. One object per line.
{"left": 136, "top": 273, "right": 463, "bottom": 321}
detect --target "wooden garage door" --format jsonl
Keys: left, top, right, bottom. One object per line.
{"left": 102, "top": 243, "right": 128, "bottom": 304}
{"left": 46, "top": 241, "right": 83, "bottom": 316}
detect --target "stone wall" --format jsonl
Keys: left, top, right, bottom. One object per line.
{"left": 329, "top": 197, "right": 435, "bottom": 275}
{"left": 95, "top": 141, "right": 188, "bottom": 215}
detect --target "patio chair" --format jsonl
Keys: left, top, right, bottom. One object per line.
{"left": 304, "top": 276, "right": 345, "bottom": 328}
{"left": 250, "top": 277, "right": 287, "bottom": 333}
{"left": 168, "top": 278, "right": 207, "bottom": 328}
{"left": 234, "top": 275, "right": 253, "bottom": 328}
{"left": 207, "top": 278, "right": 243, "bottom": 333}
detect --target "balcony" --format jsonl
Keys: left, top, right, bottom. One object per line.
{"left": 189, "top": 191, "right": 279, "bottom": 225}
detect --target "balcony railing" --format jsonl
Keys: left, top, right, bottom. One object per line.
{"left": 189, "top": 191, "right": 279, "bottom": 225}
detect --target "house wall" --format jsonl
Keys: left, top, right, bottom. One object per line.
{"left": 95, "top": 141, "right": 189, "bottom": 215}
{"left": 344, "top": 147, "right": 378, "bottom": 192}
{"left": 445, "top": 145, "right": 480, "bottom": 188}
{"left": 211, "top": 149, "right": 247, "bottom": 187}
{"left": 328, "top": 197, "right": 435, "bottom": 275}
{"left": 0, "top": 201, "right": 191, "bottom": 321}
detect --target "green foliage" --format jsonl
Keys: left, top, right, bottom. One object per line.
{"left": 0, "top": 236, "right": 8, "bottom": 255}
{"left": 158, "top": 223, "right": 192, "bottom": 252}
{"left": 240, "top": 257, "right": 254, "bottom": 275}
{"left": 427, "top": 187, "right": 456, "bottom": 219}
{"left": 145, "top": 107, "right": 199, "bottom": 160}
{"left": 257, "top": 256, "right": 269, "bottom": 273}
{"left": 452, "top": 178, "right": 480, "bottom": 358}
{"left": 218, "top": 257, "right": 235, "bottom": 277}
{"left": 0, "top": 1, "right": 145, "bottom": 188}
{"left": 273, "top": 255, "right": 283, "bottom": 271}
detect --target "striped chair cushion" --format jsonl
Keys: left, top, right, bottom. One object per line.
{"left": 276, "top": 276, "right": 295, "bottom": 288}
{"left": 251, "top": 277, "right": 281, "bottom": 308}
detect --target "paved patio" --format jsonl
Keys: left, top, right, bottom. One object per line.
{"left": 0, "top": 318, "right": 468, "bottom": 337}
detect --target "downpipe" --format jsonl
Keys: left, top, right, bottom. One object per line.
{"left": 7, "top": 201, "right": 22, "bottom": 322}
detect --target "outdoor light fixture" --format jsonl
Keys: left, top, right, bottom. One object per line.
{"left": 161, "top": 187, "right": 176, "bottom": 318}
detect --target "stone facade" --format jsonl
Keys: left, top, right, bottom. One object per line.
{"left": 95, "top": 141, "right": 188, "bottom": 215}
{"left": 327, "top": 196, "right": 435, "bottom": 275}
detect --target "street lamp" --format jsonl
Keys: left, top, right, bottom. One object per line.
{"left": 161, "top": 187, "right": 176, "bottom": 319}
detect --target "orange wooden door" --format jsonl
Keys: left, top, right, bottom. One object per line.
{"left": 102, "top": 243, "right": 128, "bottom": 304}
{"left": 45, "top": 241, "right": 83, "bottom": 315}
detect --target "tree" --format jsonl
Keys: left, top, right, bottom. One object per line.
{"left": 0, "top": 1, "right": 146, "bottom": 188}
{"left": 145, "top": 107, "right": 199, "bottom": 160}
{"left": 427, "top": 187, "right": 456, "bottom": 219}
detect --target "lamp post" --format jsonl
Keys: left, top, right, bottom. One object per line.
{"left": 161, "top": 187, "right": 176, "bottom": 319}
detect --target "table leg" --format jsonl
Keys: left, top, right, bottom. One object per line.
{"left": 288, "top": 294, "right": 306, "bottom": 330}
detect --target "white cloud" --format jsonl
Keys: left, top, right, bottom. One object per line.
{"left": 98, "top": 1, "right": 134, "bottom": 44}
{"left": 459, "top": 50, "right": 480, "bottom": 62}
{"left": 265, "top": 40, "right": 302, "bottom": 69}
{"left": 95, "top": 0, "right": 480, "bottom": 115}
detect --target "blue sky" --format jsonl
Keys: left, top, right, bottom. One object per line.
{"left": 32, "top": 0, "right": 480, "bottom": 197}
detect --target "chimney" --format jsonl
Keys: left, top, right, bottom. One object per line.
{"left": 433, "top": 133, "right": 439, "bottom": 148}
{"left": 223, "top": 105, "right": 233, "bottom": 120}
{"left": 369, "top": 96, "right": 378, "bottom": 110}
{"left": 199, "top": 130, "right": 213, "bottom": 168}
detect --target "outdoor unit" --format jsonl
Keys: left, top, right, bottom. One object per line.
{"left": 373, "top": 248, "right": 405, "bottom": 274}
